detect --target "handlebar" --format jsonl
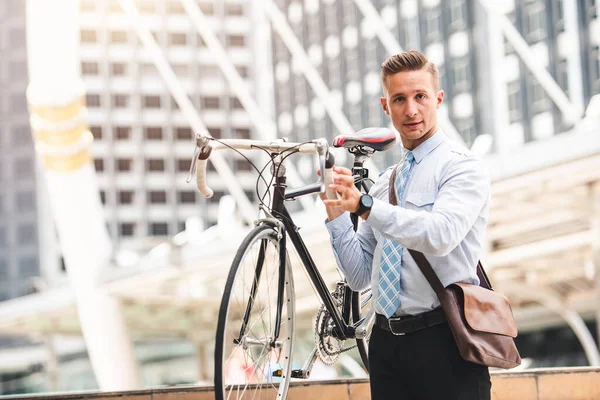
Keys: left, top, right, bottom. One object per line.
{"left": 187, "top": 134, "right": 336, "bottom": 199}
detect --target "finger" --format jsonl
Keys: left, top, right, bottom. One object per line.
{"left": 333, "top": 173, "right": 354, "bottom": 186}
{"left": 333, "top": 166, "right": 352, "bottom": 175}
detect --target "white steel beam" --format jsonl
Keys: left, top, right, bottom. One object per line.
{"left": 352, "top": 0, "right": 467, "bottom": 149}
{"left": 180, "top": 0, "right": 314, "bottom": 211}
{"left": 507, "top": 283, "right": 600, "bottom": 366}
{"left": 592, "top": 183, "right": 600, "bottom": 346}
{"left": 488, "top": 230, "right": 593, "bottom": 268}
{"left": 479, "top": 0, "right": 582, "bottom": 124}
{"left": 119, "top": 0, "right": 257, "bottom": 224}
{"left": 261, "top": 0, "right": 379, "bottom": 175}
{"left": 562, "top": 0, "right": 585, "bottom": 117}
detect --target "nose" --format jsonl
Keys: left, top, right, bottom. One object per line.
{"left": 405, "top": 100, "right": 417, "bottom": 118}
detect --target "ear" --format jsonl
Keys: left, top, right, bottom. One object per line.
{"left": 380, "top": 97, "right": 389, "bottom": 115}
{"left": 436, "top": 90, "right": 444, "bottom": 109}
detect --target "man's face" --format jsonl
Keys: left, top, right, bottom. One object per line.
{"left": 380, "top": 69, "right": 444, "bottom": 150}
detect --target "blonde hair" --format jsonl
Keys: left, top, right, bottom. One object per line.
{"left": 381, "top": 50, "right": 439, "bottom": 90}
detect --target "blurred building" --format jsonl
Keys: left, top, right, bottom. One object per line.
{"left": 77, "top": 0, "right": 258, "bottom": 247}
{"left": 269, "top": 0, "right": 599, "bottom": 160}
{"left": 0, "top": 1, "right": 41, "bottom": 301}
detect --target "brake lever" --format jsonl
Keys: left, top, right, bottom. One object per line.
{"left": 186, "top": 145, "right": 201, "bottom": 183}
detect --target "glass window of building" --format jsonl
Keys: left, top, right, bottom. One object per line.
{"left": 10, "top": 93, "right": 27, "bottom": 113}
{"left": 86, "top": 94, "right": 101, "bottom": 108}
{"left": 12, "top": 126, "right": 30, "bottom": 146}
{"left": 119, "top": 191, "right": 134, "bottom": 204}
{"left": 525, "top": 1, "right": 547, "bottom": 42}
{"left": 19, "top": 256, "right": 38, "bottom": 277}
{"left": 150, "top": 222, "right": 169, "bottom": 236}
{"left": 90, "top": 126, "right": 102, "bottom": 139}
{"left": 9, "top": 28, "right": 26, "bottom": 48}
{"left": 177, "top": 159, "right": 190, "bottom": 172}
{"left": 198, "top": 2, "right": 214, "bottom": 15}
{"left": 172, "top": 64, "right": 189, "bottom": 77}
{"left": 233, "top": 128, "right": 250, "bottom": 139}
{"left": 145, "top": 126, "right": 163, "bottom": 140}
{"left": 82, "top": 61, "right": 99, "bottom": 75}
{"left": 115, "top": 126, "right": 131, "bottom": 140}
{"left": 117, "top": 158, "right": 133, "bottom": 172}
{"left": 169, "top": 32, "right": 187, "bottom": 46}
{"left": 16, "top": 191, "right": 34, "bottom": 212}
{"left": 80, "top": 0, "right": 95, "bottom": 12}
{"left": 120, "top": 223, "right": 135, "bottom": 237}
{"left": 94, "top": 159, "right": 104, "bottom": 172}
{"left": 146, "top": 158, "right": 165, "bottom": 172}
{"left": 507, "top": 80, "right": 522, "bottom": 123}
{"left": 15, "top": 158, "right": 32, "bottom": 179}
{"left": 226, "top": 3, "right": 244, "bottom": 16}
{"left": 202, "top": 96, "right": 220, "bottom": 109}
{"left": 228, "top": 35, "right": 246, "bottom": 47}
{"left": 235, "top": 159, "right": 252, "bottom": 171}
{"left": 0, "top": 259, "right": 7, "bottom": 281}
{"left": 8, "top": 61, "right": 26, "bottom": 80}
{"left": 18, "top": 224, "right": 37, "bottom": 246}
{"left": 149, "top": 190, "right": 167, "bottom": 204}
{"left": 209, "top": 127, "right": 222, "bottom": 138}
{"left": 80, "top": 29, "right": 97, "bottom": 44}
{"left": 231, "top": 97, "right": 244, "bottom": 109}
{"left": 113, "top": 94, "right": 129, "bottom": 108}
{"left": 110, "top": 30, "right": 128, "bottom": 44}
{"left": 139, "top": 0, "right": 156, "bottom": 14}
{"left": 142, "top": 63, "right": 158, "bottom": 76}
{"left": 178, "top": 191, "right": 196, "bottom": 204}
{"left": 111, "top": 62, "right": 126, "bottom": 76}
{"left": 99, "top": 190, "right": 106, "bottom": 205}
{"left": 176, "top": 127, "right": 192, "bottom": 140}
{"left": 237, "top": 65, "right": 249, "bottom": 77}
{"left": 167, "top": 0, "right": 185, "bottom": 14}
{"left": 144, "top": 95, "right": 161, "bottom": 108}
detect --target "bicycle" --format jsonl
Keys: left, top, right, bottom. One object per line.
{"left": 188, "top": 127, "right": 396, "bottom": 399}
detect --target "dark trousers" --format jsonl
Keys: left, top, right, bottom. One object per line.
{"left": 369, "top": 321, "right": 491, "bottom": 400}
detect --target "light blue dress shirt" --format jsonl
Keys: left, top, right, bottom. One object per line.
{"left": 325, "top": 131, "right": 491, "bottom": 316}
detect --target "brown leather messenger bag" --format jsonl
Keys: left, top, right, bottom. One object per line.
{"left": 389, "top": 166, "right": 521, "bottom": 369}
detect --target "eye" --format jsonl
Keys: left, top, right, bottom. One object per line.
{"left": 394, "top": 97, "right": 405, "bottom": 103}
{"left": 416, "top": 93, "right": 426, "bottom": 99}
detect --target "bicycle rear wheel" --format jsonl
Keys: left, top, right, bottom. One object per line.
{"left": 214, "top": 224, "right": 295, "bottom": 400}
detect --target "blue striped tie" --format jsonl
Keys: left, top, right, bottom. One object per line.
{"left": 376, "top": 151, "right": 414, "bottom": 318}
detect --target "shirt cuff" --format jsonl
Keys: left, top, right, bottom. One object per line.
{"left": 365, "top": 198, "right": 398, "bottom": 232}
{"left": 325, "top": 212, "right": 353, "bottom": 239}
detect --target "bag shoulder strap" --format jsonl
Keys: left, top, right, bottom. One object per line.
{"left": 388, "top": 165, "right": 492, "bottom": 292}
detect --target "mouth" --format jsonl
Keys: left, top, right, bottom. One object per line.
{"left": 403, "top": 121, "right": 422, "bottom": 128}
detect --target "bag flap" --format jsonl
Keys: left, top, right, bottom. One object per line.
{"left": 453, "top": 282, "right": 518, "bottom": 338}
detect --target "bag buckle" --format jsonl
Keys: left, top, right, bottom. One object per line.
{"left": 388, "top": 316, "right": 406, "bottom": 336}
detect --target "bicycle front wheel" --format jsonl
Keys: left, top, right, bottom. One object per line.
{"left": 214, "top": 224, "right": 295, "bottom": 400}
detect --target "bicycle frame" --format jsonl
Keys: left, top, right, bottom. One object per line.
{"left": 246, "top": 154, "right": 373, "bottom": 344}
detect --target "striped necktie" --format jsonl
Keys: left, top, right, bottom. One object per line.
{"left": 376, "top": 151, "right": 415, "bottom": 318}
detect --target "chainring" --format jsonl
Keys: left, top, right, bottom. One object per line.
{"left": 314, "top": 305, "right": 344, "bottom": 365}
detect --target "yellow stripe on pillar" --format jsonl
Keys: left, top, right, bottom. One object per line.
{"left": 42, "top": 148, "right": 91, "bottom": 172}
{"left": 29, "top": 96, "right": 85, "bottom": 122}
{"left": 35, "top": 123, "right": 88, "bottom": 146}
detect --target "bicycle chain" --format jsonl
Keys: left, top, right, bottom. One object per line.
{"left": 314, "top": 306, "right": 359, "bottom": 365}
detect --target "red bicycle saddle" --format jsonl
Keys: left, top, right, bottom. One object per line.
{"left": 332, "top": 127, "right": 396, "bottom": 152}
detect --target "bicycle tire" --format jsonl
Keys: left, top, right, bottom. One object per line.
{"left": 214, "top": 224, "right": 295, "bottom": 400}
{"left": 352, "top": 288, "right": 372, "bottom": 372}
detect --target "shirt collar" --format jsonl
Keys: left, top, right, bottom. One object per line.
{"left": 404, "top": 130, "right": 446, "bottom": 164}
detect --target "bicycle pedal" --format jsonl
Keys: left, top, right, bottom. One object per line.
{"left": 291, "top": 369, "right": 309, "bottom": 379}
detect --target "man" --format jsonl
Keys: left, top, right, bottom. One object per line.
{"left": 321, "top": 51, "right": 491, "bottom": 399}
